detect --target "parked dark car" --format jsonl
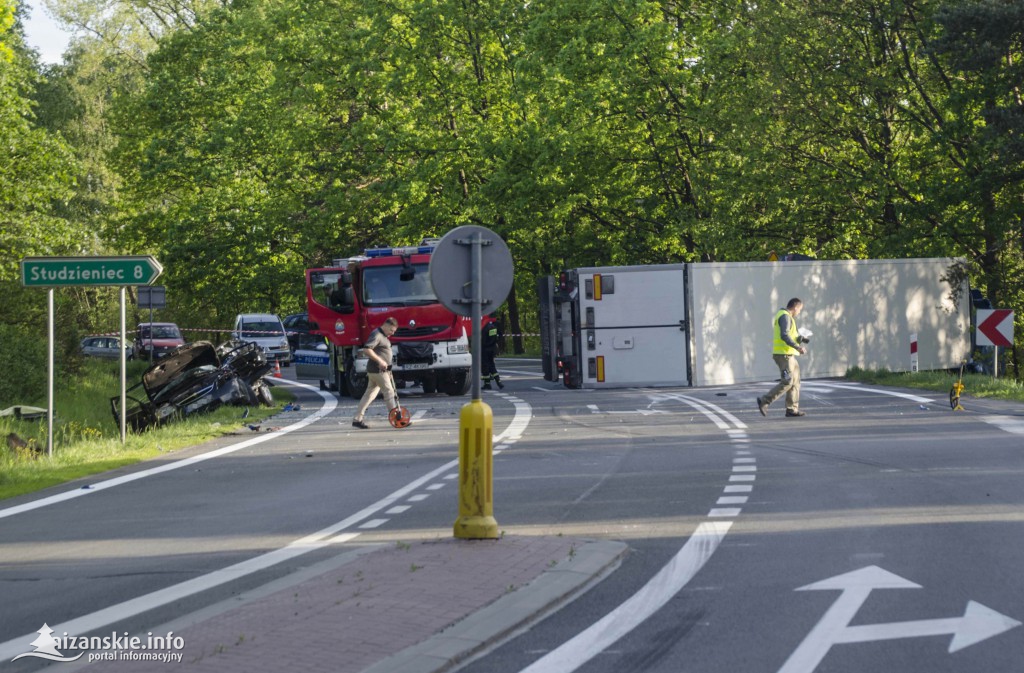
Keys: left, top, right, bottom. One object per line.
{"left": 111, "top": 340, "right": 274, "bottom": 432}
{"left": 283, "top": 312, "right": 318, "bottom": 353}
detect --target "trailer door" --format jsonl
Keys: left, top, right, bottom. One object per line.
{"left": 576, "top": 266, "right": 689, "bottom": 388}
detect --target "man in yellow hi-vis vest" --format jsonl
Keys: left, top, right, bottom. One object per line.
{"left": 757, "top": 298, "right": 809, "bottom": 417}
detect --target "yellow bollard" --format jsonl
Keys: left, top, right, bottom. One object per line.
{"left": 453, "top": 399, "right": 499, "bottom": 539}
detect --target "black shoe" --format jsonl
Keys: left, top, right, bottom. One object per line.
{"left": 352, "top": 420, "right": 369, "bottom": 429}
{"left": 496, "top": 379, "right": 504, "bottom": 389}
{"left": 757, "top": 397, "right": 768, "bottom": 417}
{"left": 785, "top": 410, "right": 806, "bottom": 417}
{"left": 482, "top": 382, "right": 492, "bottom": 390}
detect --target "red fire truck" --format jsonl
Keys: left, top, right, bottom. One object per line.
{"left": 304, "top": 241, "right": 474, "bottom": 397}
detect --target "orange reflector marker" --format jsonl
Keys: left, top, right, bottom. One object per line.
{"left": 594, "top": 274, "right": 603, "bottom": 300}
{"left": 596, "top": 355, "right": 605, "bottom": 382}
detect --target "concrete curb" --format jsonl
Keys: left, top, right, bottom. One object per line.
{"left": 359, "top": 540, "right": 629, "bottom": 673}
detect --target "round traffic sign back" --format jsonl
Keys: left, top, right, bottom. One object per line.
{"left": 429, "top": 226, "right": 513, "bottom": 317}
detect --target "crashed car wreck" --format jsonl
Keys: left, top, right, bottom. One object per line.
{"left": 111, "top": 340, "right": 274, "bottom": 432}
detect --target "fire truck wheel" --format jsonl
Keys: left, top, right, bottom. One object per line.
{"left": 345, "top": 356, "right": 368, "bottom": 400}
{"left": 440, "top": 370, "right": 471, "bottom": 396}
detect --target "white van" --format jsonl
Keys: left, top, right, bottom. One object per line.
{"left": 232, "top": 313, "right": 291, "bottom": 366}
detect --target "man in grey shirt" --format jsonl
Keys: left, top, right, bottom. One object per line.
{"left": 352, "top": 317, "right": 404, "bottom": 429}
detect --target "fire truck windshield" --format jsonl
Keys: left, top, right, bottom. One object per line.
{"left": 363, "top": 264, "right": 435, "bottom": 306}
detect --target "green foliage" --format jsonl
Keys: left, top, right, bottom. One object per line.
{"left": 0, "top": 356, "right": 294, "bottom": 500}
{"left": 845, "top": 366, "right": 1024, "bottom": 402}
{"left": 0, "top": 323, "right": 47, "bottom": 407}
{"left": 4, "top": 0, "right": 1024, "bottom": 390}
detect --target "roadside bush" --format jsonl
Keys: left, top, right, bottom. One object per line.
{"left": 0, "top": 323, "right": 48, "bottom": 407}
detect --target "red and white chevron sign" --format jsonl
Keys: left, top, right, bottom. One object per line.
{"left": 976, "top": 309, "right": 1014, "bottom": 347}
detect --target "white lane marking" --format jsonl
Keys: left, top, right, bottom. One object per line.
{"left": 730, "top": 475, "right": 756, "bottom": 482}
{"left": 411, "top": 410, "right": 428, "bottom": 422}
{"left": 519, "top": 395, "right": 744, "bottom": 673}
{"left": 724, "top": 485, "right": 753, "bottom": 493}
{"left": 0, "top": 379, "right": 337, "bottom": 521}
{"left": 427, "top": 483, "right": 445, "bottom": 490}
{"left": 733, "top": 457, "right": 756, "bottom": 463}
{"left": 981, "top": 415, "right": 1024, "bottom": 435}
{"left": 0, "top": 392, "right": 534, "bottom": 662}
{"left": 717, "top": 496, "right": 749, "bottom": 505}
{"left": 385, "top": 506, "right": 411, "bottom": 514}
{"left": 733, "top": 465, "right": 757, "bottom": 472}
{"left": 804, "top": 382, "right": 933, "bottom": 404}
{"left": 408, "top": 494, "right": 430, "bottom": 502}
{"left": 497, "top": 368, "right": 545, "bottom": 377}
{"left": 518, "top": 522, "right": 732, "bottom": 673}
{"left": 359, "top": 519, "right": 388, "bottom": 529}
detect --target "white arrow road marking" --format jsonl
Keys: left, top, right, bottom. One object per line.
{"left": 778, "top": 566, "right": 1021, "bottom": 673}
{"left": 838, "top": 601, "right": 1022, "bottom": 653}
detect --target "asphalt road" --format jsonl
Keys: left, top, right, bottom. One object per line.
{"left": 2, "top": 359, "right": 1022, "bottom": 673}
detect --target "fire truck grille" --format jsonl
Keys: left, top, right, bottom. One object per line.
{"left": 395, "top": 325, "right": 446, "bottom": 338}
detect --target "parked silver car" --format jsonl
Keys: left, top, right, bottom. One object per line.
{"left": 80, "top": 336, "right": 128, "bottom": 359}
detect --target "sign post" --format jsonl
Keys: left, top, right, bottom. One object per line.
{"left": 20, "top": 256, "right": 163, "bottom": 453}
{"left": 430, "top": 227, "right": 513, "bottom": 539}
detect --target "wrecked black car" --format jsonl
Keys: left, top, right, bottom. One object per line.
{"left": 111, "top": 340, "right": 274, "bottom": 432}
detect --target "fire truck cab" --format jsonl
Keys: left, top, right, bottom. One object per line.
{"left": 305, "top": 241, "right": 474, "bottom": 398}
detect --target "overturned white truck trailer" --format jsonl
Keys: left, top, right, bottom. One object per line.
{"left": 538, "top": 258, "right": 971, "bottom": 388}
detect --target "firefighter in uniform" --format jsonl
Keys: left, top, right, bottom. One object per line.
{"left": 481, "top": 317, "right": 503, "bottom": 390}
{"left": 757, "top": 297, "right": 808, "bottom": 417}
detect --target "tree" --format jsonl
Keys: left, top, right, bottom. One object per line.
{"left": 931, "top": 0, "right": 1024, "bottom": 373}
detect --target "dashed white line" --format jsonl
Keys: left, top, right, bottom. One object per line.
{"left": 520, "top": 394, "right": 749, "bottom": 673}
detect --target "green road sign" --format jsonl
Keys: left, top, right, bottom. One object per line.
{"left": 20, "top": 256, "right": 163, "bottom": 287}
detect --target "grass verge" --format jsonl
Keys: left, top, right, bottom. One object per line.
{"left": 844, "top": 367, "right": 1024, "bottom": 402}
{"left": 0, "top": 358, "right": 294, "bottom": 501}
